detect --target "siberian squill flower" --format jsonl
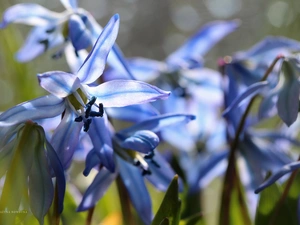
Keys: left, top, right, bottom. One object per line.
{"left": 222, "top": 39, "right": 300, "bottom": 127}
{"left": 76, "top": 113, "right": 195, "bottom": 225}
{"left": 0, "top": 0, "right": 130, "bottom": 74}
{"left": 104, "top": 20, "right": 239, "bottom": 152}
{"left": 0, "top": 14, "right": 170, "bottom": 173}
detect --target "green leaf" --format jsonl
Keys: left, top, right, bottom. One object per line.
{"left": 179, "top": 213, "right": 204, "bottom": 225}
{"left": 28, "top": 140, "right": 54, "bottom": 225}
{"left": 60, "top": 186, "right": 86, "bottom": 225}
{"left": 219, "top": 164, "right": 251, "bottom": 225}
{"left": 152, "top": 175, "right": 181, "bottom": 225}
{"left": 255, "top": 175, "right": 294, "bottom": 225}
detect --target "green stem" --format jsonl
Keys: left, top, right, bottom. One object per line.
{"left": 219, "top": 55, "right": 284, "bottom": 225}
{"left": 52, "top": 181, "right": 60, "bottom": 225}
{"left": 116, "top": 176, "right": 136, "bottom": 225}
{"left": 85, "top": 206, "right": 95, "bottom": 225}
{"left": 268, "top": 155, "right": 300, "bottom": 225}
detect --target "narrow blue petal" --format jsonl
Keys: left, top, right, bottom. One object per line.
{"left": 255, "top": 161, "right": 300, "bottom": 193}
{"left": 107, "top": 45, "right": 136, "bottom": 80}
{"left": 83, "top": 12, "right": 136, "bottom": 80}
{"left": 105, "top": 104, "right": 159, "bottom": 122}
{"left": 119, "top": 114, "right": 195, "bottom": 136}
{"left": 46, "top": 141, "right": 66, "bottom": 213}
{"left": 0, "top": 3, "right": 62, "bottom": 28}
{"left": 105, "top": 57, "right": 166, "bottom": 82}
{"left": 60, "top": 0, "right": 77, "bottom": 9}
{"left": 68, "top": 15, "right": 92, "bottom": 51}
{"left": 29, "top": 145, "right": 54, "bottom": 224}
{"left": 258, "top": 91, "right": 278, "bottom": 120}
{"left": 236, "top": 36, "right": 300, "bottom": 59}
{"left": 121, "top": 130, "right": 159, "bottom": 154}
{"left": 0, "top": 95, "right": 65, "bottom": 126}
{"left": 146, "top": 151, "right": 183, "bottom": 192}
{"left": 50, "top": 108, "right": 82, "bottom": 169}
{"left": 88, "top": 80, "right": 170, "bottom": 107}
{"left": 77, "top": 14, "right": 120, "bottom": 84}
{"left": 118, "top": 157, "right": 152, "bottom": 225}
{"left": 16, "top": 26, "right": 64, "bottom": 62}
{"left": 166, "top": 20, "right": 240, "bottom": 69}
{"left": 187, "top": 151, "right": 228, "bottom": 193}
{"left": 83, "top": 149, "right": 101, "bottom": 176}
{"left": 222, "top": 81, "right": 269, "bottom": 116}
{"left": 65, "top": 44, "right": 88, "bottom": 74}
{"left": 87, "top": 116, "right": 115, "bottom": 172}
{"left": 38, "top": 71, "right": 81, "bottom": 98}
{"left": 77, "top": 169, "right": 117, "bottom": 211}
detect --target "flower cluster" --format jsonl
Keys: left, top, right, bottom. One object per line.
{"left": 2, "top": 0, "right": 300, "bottom": 225}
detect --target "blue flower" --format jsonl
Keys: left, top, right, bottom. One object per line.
{"left": 0, "top": 15, "right": 170, "bottom": 173}
{"left": 0, "top": 0, "right": 133, "bottom": 78}
{"left": 77, "top": 113, "right": 195, "bottom": 225}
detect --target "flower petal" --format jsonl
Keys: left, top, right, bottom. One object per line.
{"left": 118, "top": 113, "right": 195, "bottom": 135}
{"left": 87, "top": 116, "right": 115, "bottom": 172}
{"left": 222, "top": 81, "right": 269, "bottom": 116}
{"left": 50, "top": 107, "right": 82, "bottom": 169}
{"left": 38, "top": 71, "right": 81, "bottom": 98}
{"left": 87, "top": 80, "right": 170, "bottom": 107}
{"left": 120, "top": 130, "right": 159, "bottom": 154}
{"left": 46, "top": 141, "right": 66, "bottom": 213}
{"left": 105, "top": 104, "right": 159, "bottom": 122}
{"left": 29, "top": 143, "right": 54, "bottom": 224}
{"left": 83, "top": 149, "right": 101, "bottom": 176}
{"left": 118, "top": 157, "right": 152, "bottom": 225}
{"left": 68, "top": 15, "right": 92, "bottom": 51}
{"left": 65, "top": 44, "right": 89, "bottom": 74}
{"left": 186, "top": 151, "right": 228, "bottom": 193}
{"left": 77, "top": 14, "right": 119, "bottom": 84}
{"left": 0, "top": 3, "right": 62, "bottom": 28}
{"left": 105, "top": 57, "right": 166, "bottom": 82}
{"left": 255, "top": 161, "right": 300, "bottom": 194}
{"left": 277, "top": 59, "right": 300, "bottom": 126}
{"left": 0, "top": 95, "right": 65, "bottom": 126}
{"left": 166, "top": 20, "right": 240, "bottom": 69}
{"left": 77, "top": 169, "right": 117, "bottom": 211}
{"left": 16, "top": 25, "right": 64, "bottom": 62}
{"left": 60, "top": 0, "right": 78, "bottom": 9}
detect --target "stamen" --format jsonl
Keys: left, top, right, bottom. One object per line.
{"left": 83, "top": 118, "right": 92, "bottom": 132}
{"left": 38, "top": 39, "right": 49, "bottom": 51}
{"left": 74, "top": 116, "right": 83, "bottom": 122}
{"left": 45, "top": 27, "right": 56, "bottom": 33}
{"left": 142, "top": 169, "right": 152, "bottom": 176}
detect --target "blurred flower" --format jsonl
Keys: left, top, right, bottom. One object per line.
{"left": 77, "top": 113, "right": 195, "bottom": 225}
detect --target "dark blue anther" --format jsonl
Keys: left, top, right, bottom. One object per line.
{"left": 142, "top": 169, "right": 152, "bottom": 176}
{"left": 74, "top": 115, "right": 83, "bottom": 122}
{"left": 133, "top": 159, "right": 141, "bottom": 166}
{"left": 46, "top": 27, "right": 56, "bottom": 33}
{"left": 144, "top": 151, "right": 155, "bottom": 159}
{"left": 38, "top": 39, "right": 49, "bottom": 51}
{"left": 87, "top": 96, "right": 97, "bottom": 105}
{"left": 83, "top": 118, "right": 92, "bottom": 132}
{"left": 99, "top": 103, "right": 104, "bottom": 116}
